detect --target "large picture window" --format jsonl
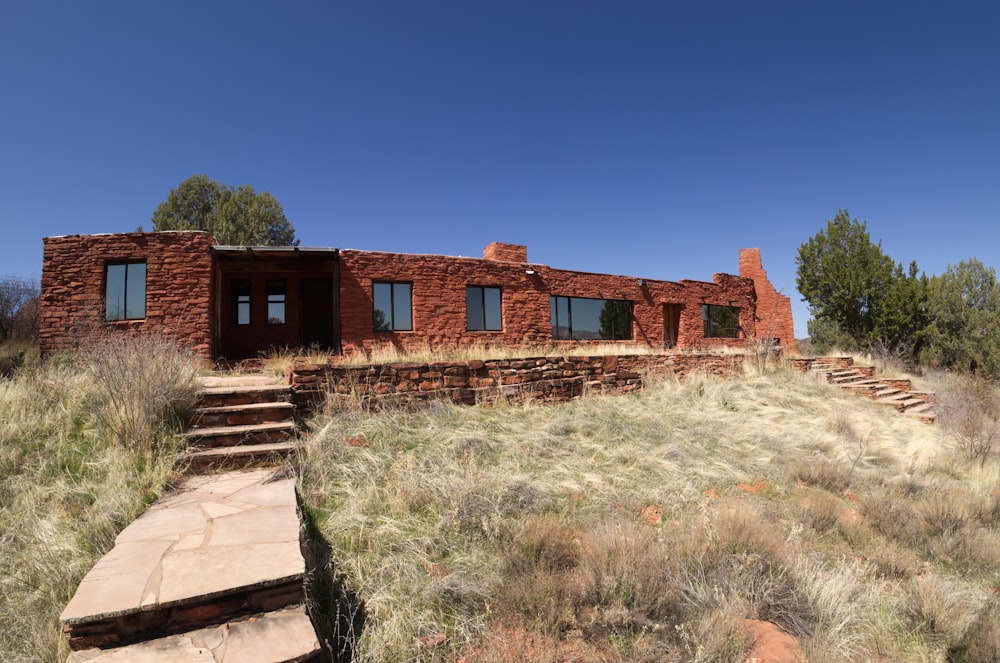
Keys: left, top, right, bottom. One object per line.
{"left": 373, "top": 282, "right": 413, "bottom": 331}
{"left": 702, "top": 304, "right": 740, "bottom": 338}
{"left": 466, "top": 286, "right": 502, "bottom": 331}
{"left": 267, "top": 281, "right": 286, "bottom": 325}
{"left": 550, "top": 296, "right": 632, "bottom": 340}
{"left": 105, "top": 262, "right": 146, "bottom": 321}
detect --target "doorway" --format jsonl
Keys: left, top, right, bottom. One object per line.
{"left": 663, "top": 304, "right": 682, "bottom": 349}
{"left": 301, "top": 278, "right": 334, "bottom": 349}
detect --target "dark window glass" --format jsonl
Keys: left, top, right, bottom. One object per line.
{"left": 466, "top": 286, "right": 502, "bottom": 331}
{"left": 267, "top": 281, "right": 286, "bottom": 324}
{"left": 373, "top": 281, "right": 412, "bottom": 331}
{"left": 550, "top": 296, "right": 632, "bottom": 340}
{"left": 702, "top": 304, "right": 740, "bottom": 338}
{"left": 105, "top": 262, "right": 146, "bottom": 321}
{"left": 234, "top": 280, "right": 251, "bottom": 325}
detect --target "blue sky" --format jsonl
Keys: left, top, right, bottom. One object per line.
{"left": 3, "top": 2, "right": 998, "bottom": 338}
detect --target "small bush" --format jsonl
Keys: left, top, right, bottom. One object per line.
{"left": 863, "top": 487, "right": 919, "bottom": 544}
{"left": 85, "top": 332, "right": 198, "bottom": 455}
{"left": 905, "top": 574, "right": 979, "bottom": 644}
{"left": 948, "top": 595, "right": 1000, "bottom": 663}
{"left": 937, "top": 375, "right": 1000, "bottom": 465}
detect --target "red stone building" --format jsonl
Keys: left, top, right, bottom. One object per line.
{"left": 39, "top": 232, "right": 794, "bottom": 360}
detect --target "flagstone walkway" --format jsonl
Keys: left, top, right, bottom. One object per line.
{"left": 61, "top": 377, "right": 323, "bottom": 662}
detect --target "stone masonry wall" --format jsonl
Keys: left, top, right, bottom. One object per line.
{"left": 338, "top": 248, "right": 757, "bottom": 355}
{"left": 40, "top": 232, "right": 215, "bottom": 357}
{"left": 287, "top": 352, "right": 745, "bottom": 410}
{"left": 739, "top": 248, "right": 796, "bottom": 354}
{"left": 483, "top": 242, "right": 529, "bottom": 262}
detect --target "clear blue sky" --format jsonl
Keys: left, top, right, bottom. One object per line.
{"left": 3, "top": 2, "right": 999, "bottom": 338}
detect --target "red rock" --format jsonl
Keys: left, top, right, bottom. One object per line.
{"left": 641, "top": 504, "right": 663, "bottom": 525}
{"left": 742, "top": 619, "right": 808, "bottom": 663}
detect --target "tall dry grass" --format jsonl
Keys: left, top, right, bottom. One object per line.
{"left": 299, "top": 366, "right": 1000, "bottom": 662}
{"left": 0, "top": 335, "right": 197, "bottom": 662}
{"left": 261, "top": 340, "right": 675, "bottom": 376}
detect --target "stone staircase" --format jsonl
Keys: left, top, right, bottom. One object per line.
{"left": 182, "top": 378, "right": 299, "bottom": 472}
{"left": 794, "top": 356, "right": 937, "bottom": 423}
{"left": 60, "top": 376, "right": 323, "bottom": 662}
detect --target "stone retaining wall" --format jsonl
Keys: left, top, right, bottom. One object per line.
{"left": 286, "top": 352, "right": 745, "bottom": 410}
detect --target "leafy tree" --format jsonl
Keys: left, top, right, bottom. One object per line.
{"left": 796, "top": 210, "right": 925, "bottom": 355}
{"left": 924, "top": 259, "right": 1000, "bottom": 377}
{"left": 151, "top": 174, "right": 298, "bottom": 246}
{"left": 599, "top": 300, "right": 632, "bottom": 340}
{"left": 0, "top": 278, "right": 39, "bottom": 342}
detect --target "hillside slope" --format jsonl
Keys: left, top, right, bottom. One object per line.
{"left": 300, "top": 367, "right": 1000, "bottom": 662}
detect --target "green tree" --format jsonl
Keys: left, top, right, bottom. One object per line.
{"left": 796, "top": 210, "right": 925, "bottom": 355}
{"left": 924, "top": 259, "right": 1000, "bottom": 376}
{"left": 151, "top": 174, "right": 298, "bottom": 246}
{"left": 599, "top": 300, "right": 632, "bottom": 340}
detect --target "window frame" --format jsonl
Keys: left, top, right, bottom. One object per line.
{"left": 266, "top": 280, "right": 286, "bottom": 325}
{"left": 466, "top": 285, "right": 503, "bottom": 332}
{"left": 373, "top": 281, "right": 413, "bottom": 332}
{"left": 104, "top": 261, "right": 146, "bottom": 322}
{"left": 701, "top": 304, "right": 741, "bottom": 338}
{"left": 233, "top": 279, "right": 251, "bottom": 326}
{"left": 550, "top": 295, "right": 633, "bottom": 341}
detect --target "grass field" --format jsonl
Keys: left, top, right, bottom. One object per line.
{"left": 299, "top": 362, "right": 1000, "bottom": 662}
{"left": 3, "top": 342, "right": 999, "bottom": 662}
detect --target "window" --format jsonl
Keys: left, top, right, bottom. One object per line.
{"left": 466, "top": 286, "right": 502, "bottom": 331}
{"left": 105, "top": 262, "right": 146, "bottom": 321}
{"left": 550, "top": 296, "right": 632, "bottom": 340}
{"left": 267, "top": 281, "right": 286, "bottom": 324}
{"left": 702, "top": 304, "right": 740, "bottom": 338}
{"left": 373, "top": 282, "right": 412, "bottom": 331}
{"left": 233, "top": 280, "right": 251, "bottom": 325}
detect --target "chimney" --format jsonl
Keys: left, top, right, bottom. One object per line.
{"left": 483, "top": 242, "right": 528, "bottom": 263}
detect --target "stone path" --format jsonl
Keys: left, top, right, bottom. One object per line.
{"left": 61, "top": 376, "right": 323, "bottom": 662}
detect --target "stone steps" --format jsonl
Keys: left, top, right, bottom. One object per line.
{"left": 183, "top": 442, "right": 299, "bottom": 472}
{"left": 184, "top": 421, "right": 298, "bottom": 448}
{"left": 191, "top": 401, "right": 297, "bottom": 429}
{"left": 797, "top": 357, "right": 936, "bottom": 424}
{"left": 63, "top": 375, "right": 325, "bottom": 661}
{"left": 182, "top": 378, "right": 300, "bottom": 471}
{"left": 196, "top": 384, "right": 294, "bottom": 409}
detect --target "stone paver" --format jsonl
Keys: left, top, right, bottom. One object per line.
{"left": 66, "top": 605, "right": 321, "bottom": 663}
{"left": 198, "top": 375, "right": 284, "bottom": 389}
{"left": 61, "top": 469, "right": 304, "bottom": 626}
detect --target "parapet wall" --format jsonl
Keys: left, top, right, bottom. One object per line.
{"left": 286, "top": 352, "right": 745, "bottom": 409}
{"left": 739, "top": 248, "right": 796, "bottom": 354}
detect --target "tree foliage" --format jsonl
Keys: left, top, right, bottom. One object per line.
{"left": 796, "top": 210, "right": 927, "bottom": 357}
{"left": 0, "top": 278, "right": 39, "bottom": 342}
{"left": 599, "top": 300, "right": 632, "bottom": 340}
{"left": 924, "top": 259, "right": 1000, "bottom": 376}
{"left": 151, "top": 174, "right": 298, "bottom": 246}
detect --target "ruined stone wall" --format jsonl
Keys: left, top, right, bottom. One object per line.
{"left": 286, "top": 352, "right": 745, "bottom": 409}
{"left": 40, "top": 232, "right": 215, "bottom": 357}
{"left": 739, "top": 248, "right": 796, "bottom": 353}
{"left": 482, "top": 242, "right": 528, "bottom": 262}
{"left": 338, "top": 249, "right": 757, "bottom": 355}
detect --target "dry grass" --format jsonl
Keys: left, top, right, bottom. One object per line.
{"left": 263, "top": 340, "right": 681, "bottom": 375}
{"left": 0, "top": 338, "right": 197, "bottom": 662}
{"left": 299, "top": 364, "right": 1000, "bottom": 662}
